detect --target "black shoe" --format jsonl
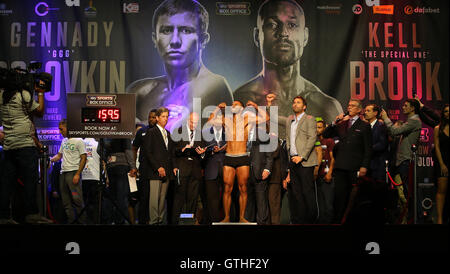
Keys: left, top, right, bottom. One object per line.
{"left": 0, "top": 218, "right": 19, "bottom": 225}
{"left": 25, "top": 214, "right": 54, "bottom": 224}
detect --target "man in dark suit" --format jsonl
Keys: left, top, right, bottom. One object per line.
{"left": 132, "top": 109, "right": 157, "bottom": 224}
{"left": 267, "top": 139, "right": 289, "bottom": 224}
{"left": 142, "top": 107, "right": 178, "bottom": 225}
{"left": 364, "top": 104, "right": 389, "bottom": 182}
{"left": 171, "top": 112, "right": 206, "bottom": 224}
{"left": 202, "top": 112, "right": 227, "bottom": 224}
{"left": 245, "top": 125, "right": 276, "bottom": 224}
{"left": 323, "top": 99, "right": 372, "bottom": 224}
{"left": 265, "top": 93, "right": 289, "bottom": 224}
{"left": 345, "top": 103, "right": 389, "bottom": 224}
{"left": 284, "top": 96, "right": 318, "bottom": 224}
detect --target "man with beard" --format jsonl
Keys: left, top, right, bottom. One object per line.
{"left": 380, "top": 99, "right": 422, "bottom": 223}
{"left": 234, "top": 0, "right": 343, "bottom": 137}
{"left": 132, "top": 109, "right": 157, "bottom": 224}
{"left": 127, "top": 0, "right": 233, "bottom": 132}
{"left": 284, "top": 96, "right": 318, "bottom": 224}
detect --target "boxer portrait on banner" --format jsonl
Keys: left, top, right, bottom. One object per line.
{"left": 234, "top": 0, "right": 343, "bottom": 137}
{"left": 126, "top": 0, "right": 233, "bottom": 131}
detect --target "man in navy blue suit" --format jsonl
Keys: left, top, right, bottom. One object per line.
{"left": 202, "top": 109, "right": 227, "bottom": 223}
{"left": 143, "top": 107, "right": 178, "bottom": 225}
{"left": 364, "top": 104, "right": 389, "bottom": 182}
{"left": 245, "top": 125, "right": 276, "bottom": 225}
{"left": 323, "top": 99, "right": 372, "bottom": 224}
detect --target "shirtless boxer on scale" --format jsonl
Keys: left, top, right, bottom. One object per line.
{"left": 209, "top": 101, "right": 269, "bottom": 223}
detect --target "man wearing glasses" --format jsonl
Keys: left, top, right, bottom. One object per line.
{"left": 322, "top": 99, "right": 372, "bottom": 224}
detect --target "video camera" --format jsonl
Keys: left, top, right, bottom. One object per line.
{"left": 0, "top": 62, "right": 52, "bottom": 93}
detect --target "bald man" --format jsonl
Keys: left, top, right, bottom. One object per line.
{"left": 234, "top": 0, "right": 343, "bottom": 136}
{"left": 171, "top": 112, "right": 206, "bottom": 224}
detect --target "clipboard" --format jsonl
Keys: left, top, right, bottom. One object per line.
{"left": 205, "top": 143, "right": 216, "bottom": 149}
{"left": 128, "top": 173, "right": 137, "bottom": 193}
{"left": 205, "top": 142, "right": 225, "bottom": 152}
{"left": 204, "top": 143, "right": 216, "bottom": 152}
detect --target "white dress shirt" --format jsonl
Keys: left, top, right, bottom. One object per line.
{"left": 186, "top": 125, "right": 195, "bottom": 146}
{"left": 157, "top": 124, "right": 168, "bottom": 149}
{"left": 290, "top": 112, "right": 305, "bottom": 156}
{"left": 213, "top": 126, "right": 222, "bottom": 145}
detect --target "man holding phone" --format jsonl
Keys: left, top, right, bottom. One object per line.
{"left": 203, "top": 109, "right": 227, "bottom": 223}
{"left": 172, "top": 112, "right": 206, "bottom": 224}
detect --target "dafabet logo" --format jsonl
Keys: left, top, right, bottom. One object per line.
{"left": 405, "top": 5, "right": 440, "bottom": 15}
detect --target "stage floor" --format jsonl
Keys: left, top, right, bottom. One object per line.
{"left": 0, "top": 224, "right": 447, "bottom": 255}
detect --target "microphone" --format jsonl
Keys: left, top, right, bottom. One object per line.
{"left": 335, "top": 111, "right": 349, "bottom": 123}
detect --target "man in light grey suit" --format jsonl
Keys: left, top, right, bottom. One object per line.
{"left": 284, "top": 96, "right": 318, "bottom": 224}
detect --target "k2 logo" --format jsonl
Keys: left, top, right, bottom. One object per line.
{"left": 65, "top": 0, "right": 80, "bottom": 7}
{"left": 123, "top": 3, "right": 139, "bottom": 13}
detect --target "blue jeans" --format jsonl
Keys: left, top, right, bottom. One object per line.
{"left": 0, "top": 147, "right": 39, "bottom": 219}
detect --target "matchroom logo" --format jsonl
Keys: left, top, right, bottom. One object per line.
{"left": 0, "top": 3, "right": 13, "bottom": 16}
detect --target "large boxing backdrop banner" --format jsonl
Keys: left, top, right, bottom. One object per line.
{"left": 1, "top": 0, "right": 448, "bottom": 220}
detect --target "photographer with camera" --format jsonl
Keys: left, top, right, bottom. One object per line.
{"left": 0, "top": 64, "right": 53, "bottom": 224}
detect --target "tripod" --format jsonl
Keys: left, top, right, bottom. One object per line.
{"left": 73, "top": 138, "right": 131, "bottom": 224}
{"left": 411, "top": 144, "right": 418, "bottom": 224}
{"left": 38, "top": 145, "right": 50, "bottom": 218}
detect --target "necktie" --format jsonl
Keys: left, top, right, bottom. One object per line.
{"left": 347, "top": 118, "right": 353, "bottom": 129}
{"left": 163, "top": 130, "right": 168, "bottom": 149}
{"left": 190, "top": 131, "right": 194, "bottom": 146}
